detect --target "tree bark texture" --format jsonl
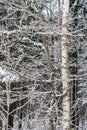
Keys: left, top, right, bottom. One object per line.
{"left": 61, "top": 0, "right": 71, "bottom": 130}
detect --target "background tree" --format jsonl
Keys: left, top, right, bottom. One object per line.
{"left": 0, "top": 0, "right": 87, "bottom": 130}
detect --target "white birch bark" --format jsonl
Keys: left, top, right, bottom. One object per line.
{"left": 61, "top": 0, "right": 71, "bottom": 130}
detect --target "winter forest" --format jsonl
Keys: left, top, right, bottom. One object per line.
{"left": 0, "top": 0, "right": 87, "bottom": 130}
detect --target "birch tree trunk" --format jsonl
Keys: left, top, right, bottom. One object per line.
{"left": 61, "top": 0, "right": 71, "bottom": 130}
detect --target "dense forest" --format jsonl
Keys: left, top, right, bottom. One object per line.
{"left": 0, "top": 0, "right": 87, "bottom": 130}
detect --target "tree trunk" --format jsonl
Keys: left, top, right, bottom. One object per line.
{"left": 71, "top": 1, "right": 79, "bottom": 129}
{"left": 61, "top": 0, "right": 71, "bottom": 130}
{"left": 6, "top": 83, "right": 10, "bottom": 130}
